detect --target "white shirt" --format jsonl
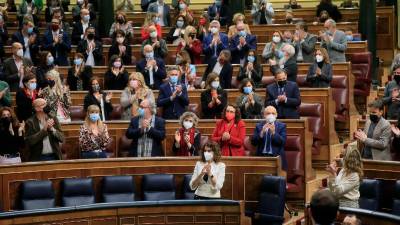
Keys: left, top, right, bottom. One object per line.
{"left": 85, "top": 40, "right": 95, "bottom": 66}
{"left": 212, "top": 62, "right": 223, "bottom": 75}
{"left": 81, "top": 22, "right": 89, "bottom": 39}
{"left": 39, "top": 122, "right": 53, "bottom": 155}
{"left": 23, "top": 35, "right": 31, "bottom": 60}
{"left": 328, "top": 169, "right": 360, "bottom": 202}
{"left": 189, "top": 161, "right": 226, "bottom": 198}
{"left": 157, "top": 3, "right": 165, "bottom": 26}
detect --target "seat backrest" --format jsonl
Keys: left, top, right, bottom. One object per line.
{"left": 257, "top": 176, "right": 286, "bottom": 217}
{"left": 142, "top": 174, "right": 176, "bottom": 201}
{"left": 70, "top": 105, "right": 86, "bottom": 121}
{"left": 182, "top": 174, "right": 195, "bottom": 200}
{"left": 200, "top": 136, "right": 209, "bottom": 150}
{"left": 351, "top": 52, "right": 372, "bottom": 80}
{"left": 285, "top": 135, "right": 304, "bottom": 183}
{"left": 110, "top": 104, "right": 123, "bottom": 120}
{"left": 393, "top": 180, "right": 400, "bottom": 216}
{"left": 261, "top": 76, "right": 275, "bottom": 87}
{"left": 102, "top": 176, "right": 135, "bottom": 203}
{"left": 298, "top": 103, "right": 324, "bottom": 140}
{"left": 188, "top": 103, "right": 200, "bottom": 117}
{"left": 330, "top": 75, "right": 349, "bottom": 115}
{"left": 61, "top": 178, "right": 95, "bottom": 207}
{"left": 20, "top": 180, "right": 55, "bottom": 210}
{"left": 296, "top": 75, "right": 309, "bottom": 88}
{"left": 359, "top": 179, "right": 381, "bottom": 211}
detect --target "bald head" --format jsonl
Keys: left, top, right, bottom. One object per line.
{"left": 343, "top": 215, "right": 361, "bottom": 225}
{"left": 12, "top": 42, "right": 23, "bottom": 57}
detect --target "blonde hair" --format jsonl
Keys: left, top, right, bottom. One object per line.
{"left": 84, "top": 104, "right": 105, "bottom": 131}
{"left": 179, "top": 112, "right": 199, "bottom": 127}
{"left": 232, "top": 13, "right": 245, "bottom": 24}
{"left": 183, "top": 25, "right": 196, "bottom": 44}
{"left": 46, "top": 69, "right": 64, "bottom": 97}
{"left": 343, "top": 144, "right": 363, "bottom": 181}
{"left": 128, "top": 72, "right": 149, "bottom": 90}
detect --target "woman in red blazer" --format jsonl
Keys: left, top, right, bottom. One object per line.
{"left": 212, "top": 104, "right": 246, "bottom": 156}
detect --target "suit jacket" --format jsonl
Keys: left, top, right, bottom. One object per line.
{"left": 306, "top": 62, "right": 333, "bottom": 88}
{"left": 3, "top": 57, "right": 33, "bottom": 92}
{"left": 16, "top": 88, "right": 37, "bottom": 121}
{"left": 202, "top": 32, "right": 229, "bottom": 64}
{"left": 136, "top": 58, "right": 166, "bottom": 90}
{"left": 42, "top": 30, "right": 71, "bottom": 66}
{"left": 125, "top": 116, "right": 166, "bottom": 157}
{"left": 321, "top": 30, "right": 347, "bottom": 63}
{"left": 147, "top": 2, "right": 171, "bottom": 26}
{"left": 77, "top": 39, "right": 103, "bottom": 66}
{"left": 141, "top": 38, "right": 168, "bottom": 59}
{"left": 207, "top": 3, "right": 232, "bottom": 26}
{"left": 202, "top": 61, "right": 232, "bottom": 89}
{"left": 294, "top": 33, "right": 317, "bottom": 63}
{"left": 108, "top": 43, "right": 132, "bottom": 65}
{"left": 201, "top": 88, "right": 227, "bottom": 119}
{"left": 71, "top": 21, "right": 98, "bottom": 45}
{"left": 211, "top": 119, "right": 246, "bottom": 156}
{"left": 361, "top": 118, "right": 392, "bottom": 161}
{"left": 251, "top": 120, "right": 288, "bottom": 170}
{"left": 265, "top": 81, "right": 301, "bottom": 119}
{"left": 251, "top": 2, "right": 274, "bottom": 25}
{"left": 11, "top": 31, "right": 40, "bottom": 65}
{"left": 67, "top": 66, "right": 93, "bottom": 91}
{"left": 156, "top": 82, "right": 189, "bottom": 119}
{"left": 270, "top": 56, "right": 298, "bottom": 82}
{"left": 25, "top": 115, "right": 64, "bottom": 161}
{"left": 382, "top": 80, "right": 400, "bottom": 120}
{"left": 229, "top": 34, "right": 257, "bottom": 64}
{"left": 141, "top": 0, "right": 157, "bottom": 11}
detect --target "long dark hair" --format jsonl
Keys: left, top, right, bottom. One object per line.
{"left": 200, "top": 141, "right": 221, "bottom": 163}
{"left": 222, "top": 104, "right": 241, "bottom": 124}
{"left": 0, "top": 107, "right": 19, "bottom": 130}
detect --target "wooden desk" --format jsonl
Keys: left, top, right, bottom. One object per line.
{"left": 0, "top": 200, "right": 242, "bottom": 225}
{"left": 0, "top": 157, "right": 282, "bottom": 211}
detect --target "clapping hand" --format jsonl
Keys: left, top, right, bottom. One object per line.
{"left": 174, "top": 131, "right": 181, "bottom": 142}
{"left": 326, "top": 161, "right": 338, "bottom": 176}
{"left": 316, "top": 67, "right": 322, "bottom": 76}
{"left": 269, "top": 59, "right": 277, "bottom": 66}
{"left": 277, "top": 94, "right": 287, "bottom": 103}
{"left": 112, "top": 67, "right": 120, "bottom": 76}
{"left": 105, "top": 92, "right": 113, "bottom": 102}
{"left": 47, "top": 119, "right": 55, "bottom": 130}
{"left": 18, "top": 121, "right": 25, "bottom": 136}
{"left": 392, "top": 89, "right": 400, "bottom": 102}
{"left": 247, "top": 62, "right": 254, "bottom": 71}
{"left": 201, "top": 163, "right": 211, "bottom": 175}
{"left": 392, "top": 125, "right": 400, "bottom": 137}
{"left": 266, "top": 123, "right": 275, "bottom": 134}
{"left": 354, "top": 129, "right": 367, "bottom": 142}
{"left": 221, "top": 132, "right": 230, "bottom": 141}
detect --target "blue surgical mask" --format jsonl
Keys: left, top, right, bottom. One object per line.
{"left": 145, "top": 52, "right": 154, "bottom": 59}
{"left": 243, "top": 86, "right": 252, "bottom": 94}
{"left": 215, "top": 0, "right": 222, "bottom": 6}
{"left": 28, "top": 82, "right": 37, "bottom": 90}
{"left": 239, "top": 30, "right": 246, "bottom": 37}
{"left": 179, "top": 3, "right": 186, "bottom": 10}
{"left": 170, "top": 75, "right": 178, "bottom": 84}
{"left": 138, "top": 108, "right": 145, "bottom": 117}
{"left": 27, "top": 27, "right": 34, "bottom": 34}
{"left": 176, "top": 21, "right": 184, "bottom": 28}
{"left": 83, "top": 15, "right": 90, "bottom": 22}
{"left": 89, "top": 113, "right": 100, "bottom": 122}
{"left": 346, "top": 35, "right": 353, "bottom": 41}
{"left": 47, "top": 56, "right": 54, "bottom": 66}
{"left": 247, "top": 55, "right": 255, "bottom": 63}
{"left": 74, "top": 58, "right": 83, "bottom": 65}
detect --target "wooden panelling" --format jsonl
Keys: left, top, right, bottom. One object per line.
{"left": 0, "top": 201, "right": 241, "bottom": 225}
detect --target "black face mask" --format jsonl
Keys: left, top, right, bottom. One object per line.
{"left": 189, "top": 33, "right": 196, "bottom": 39}
{"left": 117, "top": 18, "right": 125, "bottom": 24}
{"left": 0, "top": 117, "right": 11, "bottom": 128}
{"left": 43, "top": 105, "right": 51, "bottom": 114}
{"left": 394, "top": 75, "right": 400, "bottom": 84}
{"left": 369, "top": 114, "right": 380, "bottom": 123}
{"left": 26, "top": 0, "right": 32, "bottom": 3}
{"left": 286, "top": 18, "right": 293, "bottom": 24}
{"left": 48, "top": 80, "right": 55, "bottom": 88}
{"left": 92, "top": 84, "right": 100, "bottom": 92}
{"left": 277, "top": 80, "right": 287, "bottom": 88}
{"left": 87, "top": 33, "right": 95, "bottom": 40}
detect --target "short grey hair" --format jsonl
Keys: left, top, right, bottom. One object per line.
{"left": 209, "top": 20, "right": 220, "bottom": 27}
{"left": 283, "top": 44, "right": 295, "bottom": 57}
{"left": 390, "top": 53, "right": 400, "bottom": 74}
{"left": 179, "top": 112, "right": 199, "bottom": 127}
{"left": 326, "top": 19, "right": 336, "bottom": 27}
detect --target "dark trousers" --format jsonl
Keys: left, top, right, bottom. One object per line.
{"left": 81, "top": 151, "right": 107, "bottom": 159}
{"left": 39, "top": 153, "right": 57, "bottom": 161}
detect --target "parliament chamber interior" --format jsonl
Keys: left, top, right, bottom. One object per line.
{"left": 0, "top": 0, "right": 398, "bottom": 224}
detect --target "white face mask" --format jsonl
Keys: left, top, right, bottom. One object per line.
{"left": 204, "top": 151, "right": 214, "bottom": 162}
{"left": 272, "top": 36, "right": 281, "bottom": 43}
{"left": 266, "top": 114, "right": 276, "bottom": 124}
{"left": 316, "top": 55, "right": 324, "bottom": 63}
{"left": 16, "top": 49, "right": 24, "bottom": 57}
{"left": 183, "top": 121, "right": 193, "bottom": 129}
{"left": 210, "top": 27, "right": 218, "bottom": 34}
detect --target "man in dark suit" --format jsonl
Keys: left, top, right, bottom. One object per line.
{"left": 265, "top": 69, "right": 301, "bottom": 119}
{"left": 294, "top": 21, "right": 317, "bottom": 63}
{"left": 207, "top": 0, "right": 232, "bottom": 26}
{"left": 125, "top": 99, "right": 166, "bottom": 157}
{"left": 71, "top": 8, "right": 97, "bottom": 45}
{"left": 202, "top": 20, "right": 229, "bottom": 64}
{"left": 136, "top": 44, "right": 166, "bottom": 90}
{"left": 77, "top": 26, "right": 103, "bottom": 66}
{"left": 3, "top": 42, "right": 33, "bottom": 92}
{"left": 229, "top": 23, "right": 257, "bottom": 64}
{"left": 25, "top": 98, "right": 64, "bottom": 161}
{"left": 201, "top": 49, "right": 232, "bottom": 89}
{"left": 251, "top": 106, "right": 287, "bottom": 171}
{"left": 157, "top": 66, "right": 189, "bottom": 119}
{"left": 42, "top": 18, "right": 71, "bottom": 66}
{"left": 147, "top": 0, "right": 171, "bottom": 27}
{"left": 11, "top": 19, "right": 40, "bottom": 65}
{"left": 270, "top": 44, "right": 298, "bottom": 82}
